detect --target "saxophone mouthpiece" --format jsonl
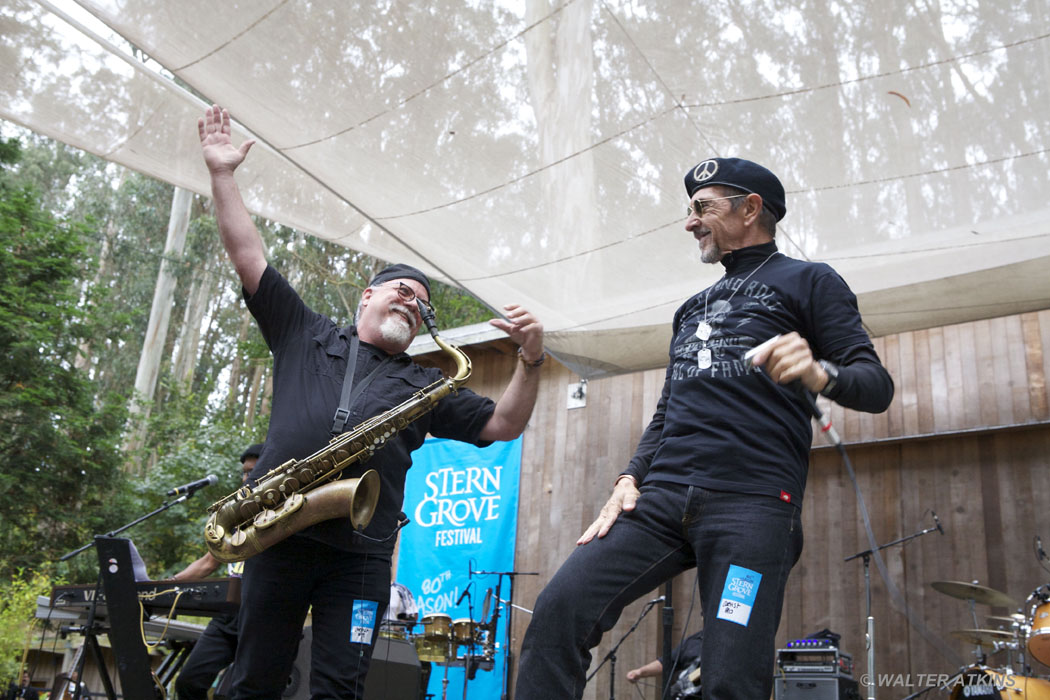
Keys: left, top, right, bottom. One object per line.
{"left": 417, "top": 299, "right": 439, "bottom": 337}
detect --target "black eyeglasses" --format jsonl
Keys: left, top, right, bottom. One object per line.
{"left": 686, "top": 193, "right": 749, "bottom": 219}
{"left": 376, "top": 282, "right": 433, "bottom": 313}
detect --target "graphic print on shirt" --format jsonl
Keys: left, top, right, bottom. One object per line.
{"left": 672, "top": 275, "right": 785, "bottom": 381}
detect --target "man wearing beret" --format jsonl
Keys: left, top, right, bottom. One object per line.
{"left": 516, "top": 158, "right": 893, "bottom": 699}
{"left": 198, "top": 105, "right": 544, "bottom": 699}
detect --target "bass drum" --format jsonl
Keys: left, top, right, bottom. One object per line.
{"left": 949, "top": 667, "right": 1050, "bottom": 700}
{"left": 1028, "top": 599, "right": 1050, "bottom": 666}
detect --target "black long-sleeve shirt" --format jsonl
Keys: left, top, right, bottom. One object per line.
{"left": 623, "top": 242, "right": 893, "bottom": 506}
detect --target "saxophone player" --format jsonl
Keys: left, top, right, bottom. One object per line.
{"left": 198, "top": 104, "right": 544, "bottom": 699}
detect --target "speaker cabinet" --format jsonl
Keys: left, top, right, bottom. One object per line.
{"left": 775, "top": 674, "right": 860, "bottom": 700}
{"left": 363, "top": 637, "right": 422, "bottom": 700}
{"left": 277, "top": 628, "right": 421, "bottom": 700}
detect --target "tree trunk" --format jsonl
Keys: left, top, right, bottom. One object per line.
{"left": 173, "top": 266, "right": 213, "bottom": 386}
{"left": 226, "top": 310, "right": 254, "bottom": 413}
{"left": 75, "top": 170, "right": 126, "bottom": 373}
{"left": 245, "top": 362, "right": 265, "bottom": 429}
{"left": 124, "top": 186, "right": 193, "bottom": 462}
{"left": 524, "top": 0, "right": 597, "bottom": 297}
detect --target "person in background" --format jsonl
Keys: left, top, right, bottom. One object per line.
{"left": 625, "top": 630, "right": 702, "bottom": 696}
{"left": 61, "top": 671, "right": 84, "bottom": 700}
{"left": 173, "top": 443, "right": 262, "bottom": 700}
{"left": 383, "top": 581, "right": 419, "bottom": 629}
{"left": 7, "top": 671, "right": 39, "bottom": 700}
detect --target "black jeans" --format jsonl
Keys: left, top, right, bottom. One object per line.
{"left": 228, "top": 538, "right": 390, "bottom": 700}
{"left": 516, "top": 483, "right": 803, "bottom": 700}
{"left": 175, "top": 613, "right": 238, "bottom": 700}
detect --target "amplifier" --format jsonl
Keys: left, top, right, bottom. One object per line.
{"left": 775, "top": 674, "right": 861, "bottom": 700}
{"left": 279, "top": 628, "right": 421, "bottom": 700}
{"left": 363, "top": 637, "right": 422, "bottom": 700}
{"left": 777, "top": 647, "right": 853, "bottom": 678}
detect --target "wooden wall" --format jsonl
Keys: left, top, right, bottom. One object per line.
{"left": 419, "top": 309, "right": 1050, "bottom": 699}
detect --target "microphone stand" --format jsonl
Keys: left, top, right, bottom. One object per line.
{"left": 60, "top": 493, "right": 193, "bottom": 562}
{"left": 845, "top": 521, "right": 941, "bottom": 700}
{"left": 661, "top": 581, "right": 673, "bottom": 699}
{"left": 57, "top": 490, "right": 207, "bottom": 700}
{"left": 473, "top": 568, "right": 537, "bottom": 700}
{"left": 587, "top": 596, "right": 663, "bottom": 700}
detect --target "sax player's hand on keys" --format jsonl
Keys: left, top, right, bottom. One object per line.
{"left": 577, "top": 475, "right": 640, "bottom": 545}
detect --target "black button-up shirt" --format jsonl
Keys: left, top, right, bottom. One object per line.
{"left": 245, "top": 265, "right": 495, "bottom": 553}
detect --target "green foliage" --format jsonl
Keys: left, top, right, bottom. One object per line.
{"left": 134, "top": 403, "right": 259, "bottom": 578}
{"left": 0, "top": 148, "right": 129, "bottom": 580}
{"left": 429, "top": 280, "right": 494, "bottom": 331}
{"left": 0, "top": 138, "right": 21, "bottom": 168}
{"left": 0, "top": 123, "right": 494, "bottom": 584}
{"left": 0, "top": 569, "right": 54, "bottom": 684}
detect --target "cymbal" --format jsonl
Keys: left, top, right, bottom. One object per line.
{"left": 931, "top": 581, "right": 1019, "bottom": 608}
{"left": 951, "top": 628, "right": 1013, "bottom": 647}
{"left": 987, "top": 614, "right": 1026, "bottom": 626}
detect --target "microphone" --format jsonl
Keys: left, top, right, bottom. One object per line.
{"left": 744, "top": 337, "right": 841, "bottom": 446}
{"left": 932, "top": 511, "right": 944, "bottom": 535}
{"left": 456, "top": 582, "right": 473, "bottom": 606}
{"left": 166, "top": 474, "right": 218, "bottom": 497}
{"left": 1038, "top": 536, "right": 1047, "bottom": 561}
{"left": 799, "top": 390, "right": 841, "bottom": 446}
{"left": 481, "top": 588, "right": 492, "bottom": 623}
{"left": 647, "top": 595, "right": 666, "bottom": 605}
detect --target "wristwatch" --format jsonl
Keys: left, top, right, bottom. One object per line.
{"left": 818, "top": 360, "right": 839, "bottom": 397}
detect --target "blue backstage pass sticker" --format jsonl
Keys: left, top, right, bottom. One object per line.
{"left": 349, "top": 600, "right": 379, "bottom": 645}
{"left": 715, "top": 564, "right": 762, "bottom": 627}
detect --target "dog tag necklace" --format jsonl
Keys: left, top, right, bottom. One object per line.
{"left": 696, "top": 251, "right": 777, "bottom": 369}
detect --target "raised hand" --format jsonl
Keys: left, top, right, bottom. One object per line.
{"left": 198, "top": 104, "right": 256, "bottom": 176}
{"left": 489, "top": 304, "right": 544, "bottom": 362}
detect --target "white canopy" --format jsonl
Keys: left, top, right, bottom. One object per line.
{"left": 3, "top": 0, "right": 1048, "bottom": 376}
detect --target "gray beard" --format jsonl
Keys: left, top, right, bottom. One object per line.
{"left": 379, "top": 312, "right": 414, "bottom": 346}
{"left": 700, "top": 241, "right": 723, "bottom": 264}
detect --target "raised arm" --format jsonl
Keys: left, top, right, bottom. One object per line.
{"left": 477, "top": 304, "right": 544, "bottom": 442}
{"left": 198, "top": 105, "right": 266, "bottom": 294}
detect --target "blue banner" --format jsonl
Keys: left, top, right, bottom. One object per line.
{"left": 396, "top": 435, "right": 522, "bottom": 700}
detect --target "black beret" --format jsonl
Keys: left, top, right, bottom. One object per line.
{"left": 368, "top": 263, "right": 431, "bottom": 299}
{"left": 240, "top": 443, "right": 264, "bottom": 462}
{"left": 684, "top": 157, "right": 787, "bottom": 221}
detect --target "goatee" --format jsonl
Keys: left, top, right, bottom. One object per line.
{"left": 379, "top": 309, "right": 414, "bottom": 346}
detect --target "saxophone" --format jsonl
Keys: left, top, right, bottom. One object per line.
{"left": 204, "top": 303, "right": 472, "bottom": 563}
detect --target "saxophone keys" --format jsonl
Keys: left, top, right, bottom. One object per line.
{"left": 253, "top": 509, "right": 278, "bottom": 529}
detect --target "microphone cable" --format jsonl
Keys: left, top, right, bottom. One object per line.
{"left": 792, "top": 380, "right": 964, "bottom": 667}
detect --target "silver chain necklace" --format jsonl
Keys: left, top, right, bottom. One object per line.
{"left": 695, "top": 251, "right": 777, "bottom": 369}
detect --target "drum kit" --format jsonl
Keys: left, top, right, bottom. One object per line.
{"left": 377, "top": 598, "right": 498, "bottom": 700}
{"left": 930, "top": 580, "right": 1050, "bottom": 698}
{"left": 401, "top": 613, "right": 496, "bottom": 665}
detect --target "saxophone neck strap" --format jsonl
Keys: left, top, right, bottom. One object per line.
{"left": 331, "top": 330, "right": 394, "bottom": 436}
